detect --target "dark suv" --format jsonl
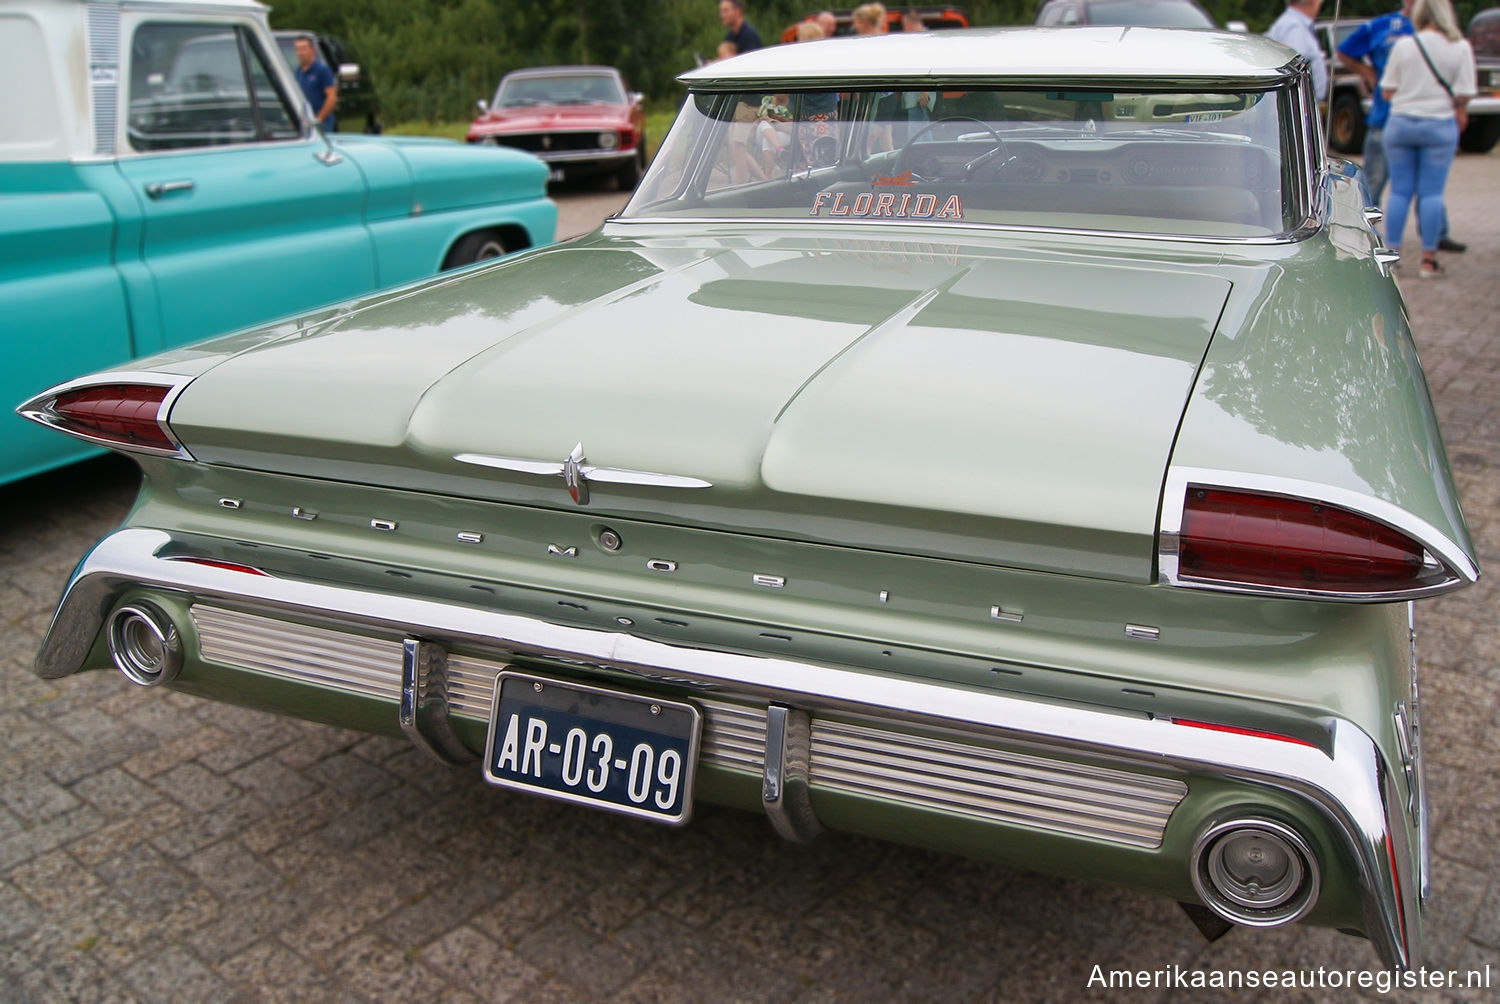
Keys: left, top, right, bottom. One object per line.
{"left": 274, "top": 31, "right": 382, "bottom": 133}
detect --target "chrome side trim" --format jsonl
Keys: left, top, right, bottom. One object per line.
{"left": 400, "top": 639, "right": 476, "bottom": 764}
{"left": 15, "top": 371, "right": 196, "bottom": 461}
{"left": 1159, "top": 466, "right": 1479, "bottom": 601}
{"left": 763, "top": 705, "right": 823, "bottom": 843}
{"left": 44, "top": 528, "right": 1424, "bottom": 968}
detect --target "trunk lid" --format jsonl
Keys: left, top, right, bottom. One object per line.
{"left": 168, "top": 235, "right": 1230, "bottom": 581}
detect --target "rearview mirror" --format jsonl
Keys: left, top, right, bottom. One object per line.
{"left": 476, "top": 98, "right": 490, "bottom": 115}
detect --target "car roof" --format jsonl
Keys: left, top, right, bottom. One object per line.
{"left": 681, "top": 26, "right": 1299, "bottom": 88}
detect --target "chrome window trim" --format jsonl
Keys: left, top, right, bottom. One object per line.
{"left": 14, "top": 371, "right": 197, "bottom": 461}
{"left": 1158, "top": 466, "right": 1479, "bottom": 600}
{"left": 607, "top": 218, "right": 1321, "bottom": 247}
{"left": 35, "top": 526, "right": 1425, "bottom": 969}
{"left": 117, "top": 12, "right": 316, "bottom": 156}
{"left": 681, "top": 71, "right": 1304, "bottom": 92}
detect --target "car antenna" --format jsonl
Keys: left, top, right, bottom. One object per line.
{"left": 1324, "top": 0, "right": 1343, "bottom": 149}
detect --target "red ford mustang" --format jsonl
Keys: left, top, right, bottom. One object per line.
{"left": 468, "top": 65, "right": 648, "bottom": 189}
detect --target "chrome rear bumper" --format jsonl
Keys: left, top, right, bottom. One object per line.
{"left": 37, "top": 527, "right": 1424, "bottom": 968}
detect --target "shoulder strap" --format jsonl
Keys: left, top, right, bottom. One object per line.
{"left": 1412, "top": 34, "right": 1456, "bottom": 98}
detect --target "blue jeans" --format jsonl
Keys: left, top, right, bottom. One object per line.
{"left": 1365, "top": 125, "right": 1450, "bottom": 242}
{"left": 1383, "top": 115, "right": 1459, "bottom": 253}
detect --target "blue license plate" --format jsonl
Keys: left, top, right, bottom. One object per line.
{"left": 482, "top": 672, "right": 701, "bottom": 824}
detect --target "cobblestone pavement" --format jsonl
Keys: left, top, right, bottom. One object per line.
{"left": 3, "top": 166, "right": 1499, "bottom": 1003}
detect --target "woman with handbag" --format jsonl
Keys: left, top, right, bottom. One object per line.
{"left": 1381, "top": 0, "right": 1477, "bottom": 277}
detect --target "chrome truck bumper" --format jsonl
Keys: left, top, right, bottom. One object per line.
{"left": 36, "top": 527, "right": 1425, "bottom": 969}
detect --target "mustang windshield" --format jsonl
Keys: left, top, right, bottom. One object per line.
{"left": 495, "top": 73, "right": 625, "bottom": 107}
{"left": 624, "top": 86, "right": 1294, "bottom": 238}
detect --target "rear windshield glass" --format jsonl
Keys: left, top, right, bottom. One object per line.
{"left": 623, "top": 87, "right": 1294, "bottom": 238}
{"left": 1085, "top": 0, "right": 1215, "bottom": 28}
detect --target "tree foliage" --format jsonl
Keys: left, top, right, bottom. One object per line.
{"left": 267, "top": 0, "right": 1489, "bottom": 123}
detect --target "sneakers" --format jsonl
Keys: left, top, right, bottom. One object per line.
{"left": 1418, "top": 257, "right": 1444, "bottom": 279}
{"left": 1438, "top": 236, "right": 1468, "bottom": 253}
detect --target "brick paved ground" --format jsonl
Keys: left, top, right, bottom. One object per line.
{"left": 3, "top": 161, "right": 1498, "bottom": 1002}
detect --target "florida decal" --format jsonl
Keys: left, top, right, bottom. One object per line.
{"left": 810, "top": 191, "right": 963, "bottom": 220}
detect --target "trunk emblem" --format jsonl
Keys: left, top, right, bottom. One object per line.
{"left": 563, "top": 443, "right": 589, "bottom": 505}
{"left": 454, "top": 444, "right": 713, "bottom": 505}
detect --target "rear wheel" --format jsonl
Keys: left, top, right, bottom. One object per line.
{"left": 1459, "top": 115, "right": 1500, "bottom": 153}
{"left": 442, "top": 230, "right": 510, "bottom": 269}
{"left": 1328, "top": 91, "right": 1365, "bottom": 154}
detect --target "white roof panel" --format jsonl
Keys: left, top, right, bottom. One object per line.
{"left": 682, "top": 27, "right": 1300, "bottom": 87}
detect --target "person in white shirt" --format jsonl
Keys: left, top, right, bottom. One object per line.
{"left": 1381, "top": 0, "right": 1476, "bottom": 277}
{"left": 1267, "top": 0, "right": 1329, "bottom": 101}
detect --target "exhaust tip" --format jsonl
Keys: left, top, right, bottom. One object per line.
{"left": 106, "top": 603, "right": 181, "bottom": 687}
{"left": 1191, "top": 818, "right": 1319, "bottom": 928}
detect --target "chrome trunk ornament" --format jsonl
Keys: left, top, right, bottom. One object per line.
{"left": 455, "top": 444, "right": 712, "bottom": 505}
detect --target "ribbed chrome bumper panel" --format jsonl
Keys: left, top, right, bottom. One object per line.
{"left": 810, "top": 718, "right": 1185, "bottom": 848}
{"left": 190, "top": 603, "right": 1179, "bottom": 846}
{"left": 192, "top": 605, "right": 771, "bottom": 776}
{"left": 193, "top": 605, "right": 401, "bottom": 699}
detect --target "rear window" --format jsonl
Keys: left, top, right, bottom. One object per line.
{"left": 1085, "top": 0, "right": 1215, "bottom": 28}
{"left": 624, "top": 86, "right": 1294, "bottom": 239}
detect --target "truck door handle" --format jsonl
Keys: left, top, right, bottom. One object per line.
{"left": 144, "top": 180, "right": 195, "bottom": 199}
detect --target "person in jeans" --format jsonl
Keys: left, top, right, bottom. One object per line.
{"left": 1340, "top": 0, "right": 1466, "bottom": 251}
{"left": 1381, "top": 0, "right": 1476, "bottom": 276}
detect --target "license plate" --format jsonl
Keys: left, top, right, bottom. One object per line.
{"left": 548, "top": 167, "right": 566, "bottom": 182}
{"left": 482, "top": 672, "right": 701, "bottom": 824}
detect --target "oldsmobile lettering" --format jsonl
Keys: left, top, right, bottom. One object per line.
{"left": 810, "top": 191, "right": 963, "bottom": 220}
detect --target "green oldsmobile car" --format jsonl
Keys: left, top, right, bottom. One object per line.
{"left": 1, "top": 0, "right": 555, "bottom": 485}
{"left": 19, "top": 28, "right": 1478, "bottom": 970}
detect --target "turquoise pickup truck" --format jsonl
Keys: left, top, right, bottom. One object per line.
{"left": 1, "top": 0, "right": 557, "bottom": 485}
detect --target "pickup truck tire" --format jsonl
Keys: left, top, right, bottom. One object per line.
{"left": 1329, "top": 91, "right": 1366, "bottom": 155}
{"left": 442, "top": 230, "right": 512, "bottom": 268}
{"left": 1459, "top": 115, "right": 1500, "bottom": 153}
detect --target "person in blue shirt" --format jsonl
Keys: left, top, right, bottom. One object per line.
{"left": 1339, "top": 1, "right": 1465, "bottom": 251}
{"left": 293, "top": 35, "right": 338, "bottom": 133}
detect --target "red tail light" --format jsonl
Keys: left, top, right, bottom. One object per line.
{"left": 1176, "top": 488, "right": 1428, "bottom": 594}
{"left": 19, "top": 380, "right": 189, "bottom": 457}
{"left": 165, "top": 557, "right": 270, "bottom": 576}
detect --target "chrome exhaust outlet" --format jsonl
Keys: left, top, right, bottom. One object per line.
{"left": 106, "top": 603, "right": 182, "bottom": 686}
{"left": 1191, "top": 818, "right": 1319, "bottom": 928}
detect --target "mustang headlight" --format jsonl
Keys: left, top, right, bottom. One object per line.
{"left": 598, "top": 131, "right": 619, "bottom": 149}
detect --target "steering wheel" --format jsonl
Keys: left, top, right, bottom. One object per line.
{"left": 897, "top": 115, "right": 1009, "bottom": 182}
